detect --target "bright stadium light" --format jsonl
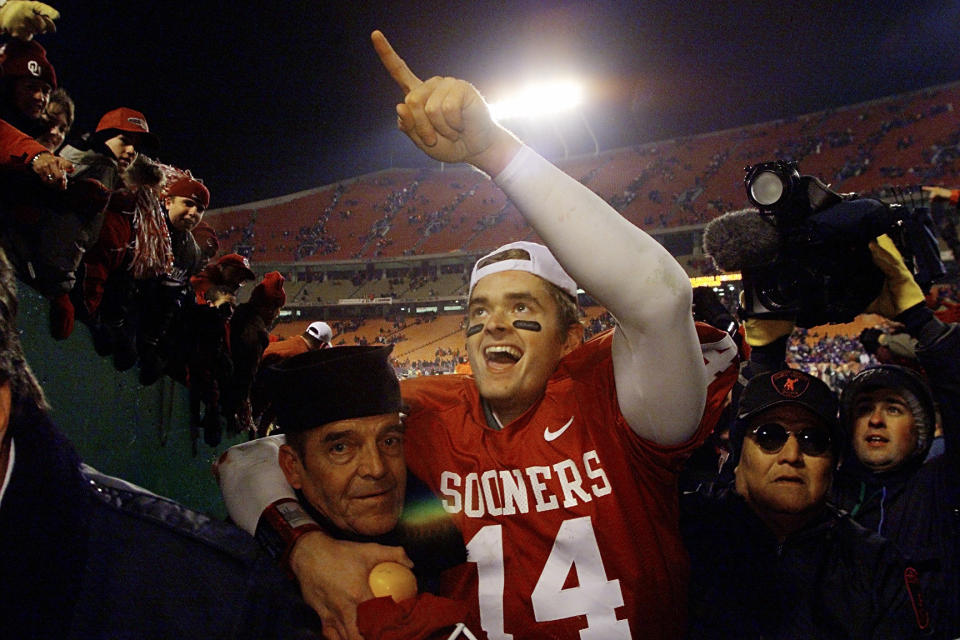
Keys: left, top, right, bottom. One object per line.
{"left": 489, "top": 80, "right": 585, "bottom": 122}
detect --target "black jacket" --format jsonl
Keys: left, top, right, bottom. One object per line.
{"left": 681, "top": 486, "right": 929, "bottom": 639}
{"left": 832, "top": 322, "right": 960, "bottom": 638}
{"left": 0, "top": 400, "right": 322, "bottom": 640}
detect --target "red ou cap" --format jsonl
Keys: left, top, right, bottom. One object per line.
{"left": 95, "top": 107, "right": 160, "bottom": 153}
{"left": 0, "top": 40, "right": 57, "bottom": 88}
{"left": 166, "top": 176, "right": 210, "bottom": 209}
{"left": 217, "top": 253, "right": 256, "bottom": 280}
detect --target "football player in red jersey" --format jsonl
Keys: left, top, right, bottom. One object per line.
{"left": 217, "top": 31, "right": 738, "bottom": 640}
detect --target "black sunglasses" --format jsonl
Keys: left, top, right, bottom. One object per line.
{"left": 749, "top": 422, "right": 832, "bottom": 457}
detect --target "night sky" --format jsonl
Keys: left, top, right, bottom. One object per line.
{"left": 38, "top": 0, "right": 960, "bottom": 208}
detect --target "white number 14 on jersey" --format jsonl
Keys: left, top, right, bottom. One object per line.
{"left": 466, "top": 516, "right": 632, "bottom": 639}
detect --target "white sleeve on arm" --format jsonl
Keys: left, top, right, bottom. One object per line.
{"left": 493, "top": 146, "right": 707, "bottom": 445}
{"left": 215, "top": 434, "right": 296, "bottom": 535}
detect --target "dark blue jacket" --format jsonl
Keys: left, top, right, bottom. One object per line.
{"left": 682, "top": 486, "right": 929, "bottom": 639}
{"left": 832, "top": 322, "right": 960, "bottom": 638}
{"left": 0, "top": 400, "right": 322, "bottom": 639}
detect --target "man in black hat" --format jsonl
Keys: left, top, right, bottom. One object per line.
{"left": 682, "top": 368, "right": 929, "bottom": 638}
{"left": 223, "top": 345, "right": 472, "bottom": 639}
{"left": 271, "top": 346, "right": 407, "bottom": 539}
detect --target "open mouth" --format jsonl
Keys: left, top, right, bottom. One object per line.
{"left": 865, "top": 435, "right": 889, "bottom": 445}
{"left": 485, "top": 345, "right": 522, "bottom": 367}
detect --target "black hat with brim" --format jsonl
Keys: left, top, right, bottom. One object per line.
{"left": 265, "top": 345, "right": 401, "bottom": 433}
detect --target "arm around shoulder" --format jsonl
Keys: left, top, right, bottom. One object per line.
{"left": 215, "top": 435, "right": 295, "bottom": 535}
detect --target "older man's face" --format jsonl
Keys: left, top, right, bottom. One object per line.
{"left": 280, "top": 412, "right": 405, "bottom": 536}
{"left": 735, "top": 404, "right": 835, "bottom": 522}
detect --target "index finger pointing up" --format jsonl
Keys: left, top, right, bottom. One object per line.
{"left": 371, "top": 30, "right": 422, "bottom": 95}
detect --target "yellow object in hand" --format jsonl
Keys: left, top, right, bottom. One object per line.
{"left": 739, "top": 291, "right": 795, "bottom": 347}
{"left": 865, "top": 234, "right": 925, "bottom": 318}
{"left": 368, "top": 561, "right": 417, "bottom": 602}
{"left": 0, "top": 1, "right": 59, "bottom": 39}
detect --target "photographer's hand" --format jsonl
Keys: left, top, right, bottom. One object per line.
{"left": 0, "top": 1, "right": 58, "bottom": 40}
{"left": 739, "top": 292, "right": 795, "bottom": 347}
{"left": 865, "top": 234, "right": 926, "bottom": 319}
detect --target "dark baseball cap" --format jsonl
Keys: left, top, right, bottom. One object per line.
{"left": 738, "top": 368, "right": 839, "bottom": 429}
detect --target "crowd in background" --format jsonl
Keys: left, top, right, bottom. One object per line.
{"left": 2, "top": 5, "right": 960, "bottom": 638}
{"left": 0, "top": 10, "right": 291, "bottom": 450}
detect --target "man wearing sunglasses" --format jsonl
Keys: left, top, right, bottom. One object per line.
{"left": 682, "top": 367, "right": 929, "bottom": 638}
{"left": 724, "top": 228, "right": 960, "bottom": 637}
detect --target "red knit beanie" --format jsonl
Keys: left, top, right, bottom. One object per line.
{"left": 250, "top": 271, "right": 286, "bottom": 309}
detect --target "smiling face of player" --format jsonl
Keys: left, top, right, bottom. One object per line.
{"left": 466, "top": 270, "right": 582, "bottom": 426}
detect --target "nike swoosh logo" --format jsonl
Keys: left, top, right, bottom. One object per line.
{"left": 543, "top": 417, "right": 575, "bottom": 442}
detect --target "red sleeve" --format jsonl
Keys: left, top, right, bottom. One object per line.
{"left": 357, "top": 594, "right": 480, "bottom": 640}
{"left": 693, "top": 321, "right": 740, "bottom": 438}
{"left": 0, "top": 119, "right": 46, "bottom": 167}
{"left": 81, "top": 211, "right": 132, "bottom": 315}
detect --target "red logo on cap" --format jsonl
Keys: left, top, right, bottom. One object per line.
{"left": 771, "top": 370, "right": 809, "bottom": 398}
{"left": 27, "top": 60, "right": 41, "bottom": 77}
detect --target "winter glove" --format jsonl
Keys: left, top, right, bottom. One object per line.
{"left": 740, "top": 291, "right": 795, "bottom": 347}
{"left": 0, "top": 1, "right": 58, "bottom": 39}
{"left": 865, "top": 233, "right": 925, "bottom": 318}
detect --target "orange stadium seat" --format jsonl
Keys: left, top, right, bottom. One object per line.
{"left": 207, "top": 80, "right": 960, "bottom": 282}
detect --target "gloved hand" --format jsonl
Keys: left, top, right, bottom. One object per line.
{"left": 740, "top": 291, "right": 795, "bottom": 347}
{"left": 0, "top": 1, "right": 59, "bottom": 39}
{"left": 865, "top": 233, "right": 925, "bottom": 318}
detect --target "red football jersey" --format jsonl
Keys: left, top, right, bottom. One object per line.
{"left": 401, "top": 324, "right": 737, "bottom": 640}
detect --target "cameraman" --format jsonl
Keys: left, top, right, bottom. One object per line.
{"left": 738, "top": 234, "right": 960, "bottom": 638}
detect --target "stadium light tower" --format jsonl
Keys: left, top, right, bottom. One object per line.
{"left": 488, "top": 80, "right": 584, "bottom": 121}
{"left": 488, "top": 79, "right": 599, "bottom": 158}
